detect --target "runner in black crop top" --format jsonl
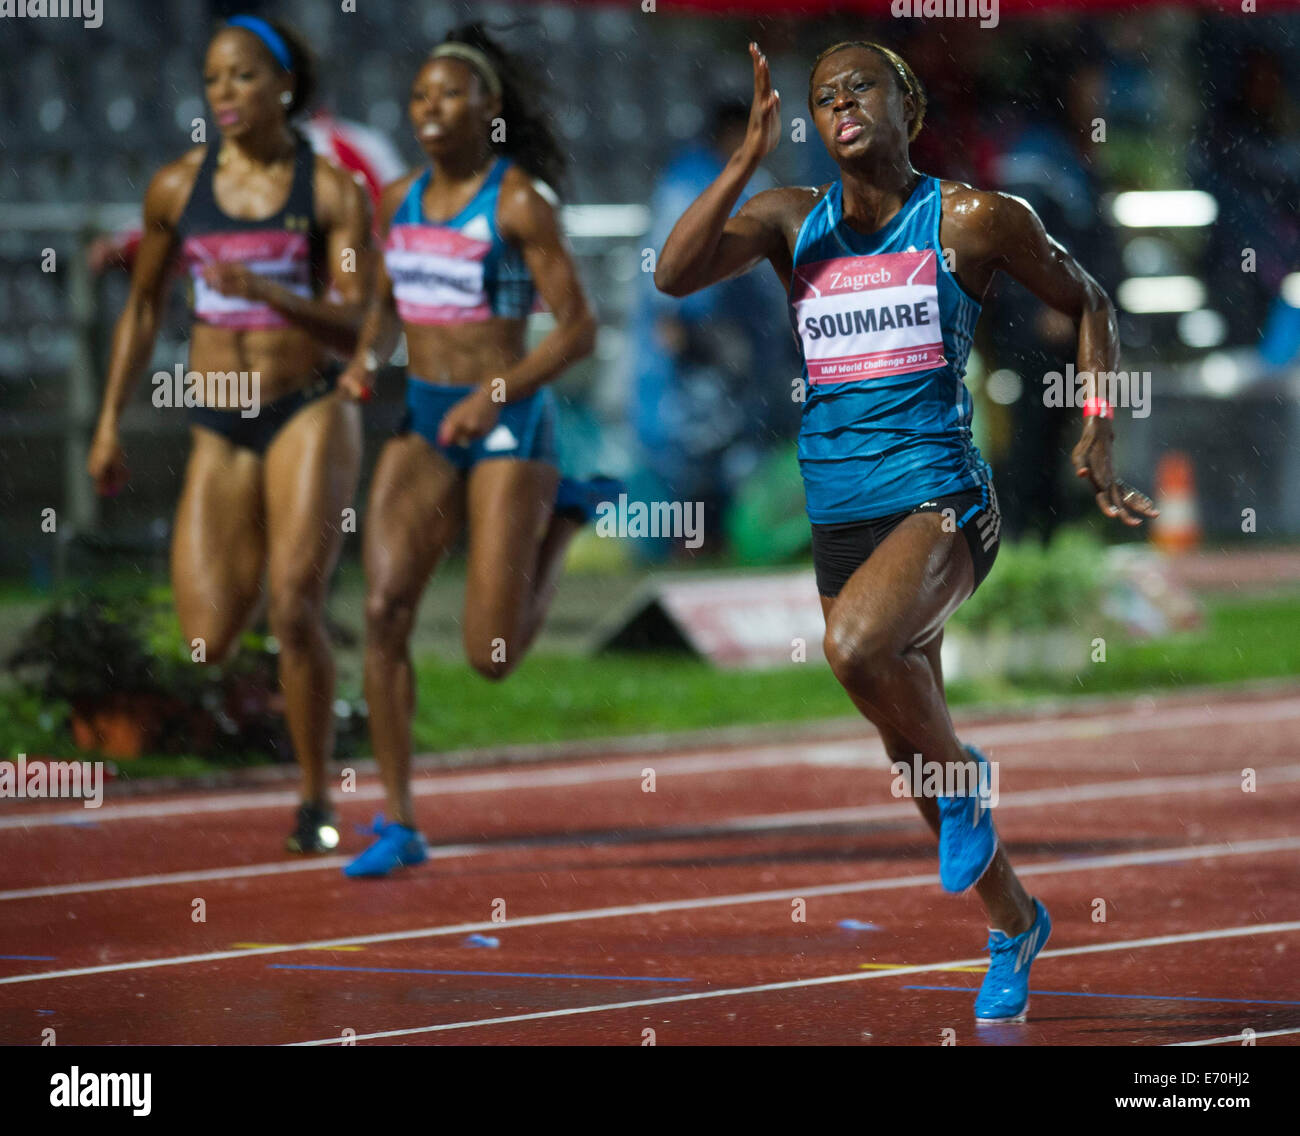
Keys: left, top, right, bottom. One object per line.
{"left": 175, "top": 129, "right": 326, "bottom": 334}
{"left": 87, "top": 17, "right": 373, "bottom": 856}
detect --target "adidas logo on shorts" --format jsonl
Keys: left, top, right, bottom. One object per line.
{"left": 483, "top": 424, "right": 519, "bottom": 452}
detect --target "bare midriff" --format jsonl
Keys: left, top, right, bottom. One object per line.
{"left": 403, "top": 316, "right": 527, "bottom": 386}
{"left": 188, "top": 323, "right": 329, "bottom": 405}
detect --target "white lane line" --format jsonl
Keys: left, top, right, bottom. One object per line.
{"left": 5, "top": 695, "right": 1297, "bottom": 831}
{"left": 3, "top": 835, "right": 1298, "bottom": 987}
{"left": 1170, "top": 1027, "right": 1300, "bottom": 1046}
{"left": 718, "top": 764, "right": 1300, "bottom": 830}
{"left": 291, "top": 919, "right": 1300, "bottom": 1045}
{"left": 7, "top": 764, "right": 1299, "bottom": 903}
{"left": 0, "top": 844, "right": 483, "bottom": 902}
{"left": 0, "top": 749, "right": 813, "bottom": 831}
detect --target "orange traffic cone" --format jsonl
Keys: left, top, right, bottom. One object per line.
{"left": 1151, "top": 451, "right": 1202, "bottom": 554}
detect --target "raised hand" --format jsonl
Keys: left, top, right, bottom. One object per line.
{"left": 741, "top": 43, "right": 782, "bottom": 163}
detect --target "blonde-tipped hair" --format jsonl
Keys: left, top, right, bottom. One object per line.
{"left": 808, "top": 41, "right": 927, "bottom": 142}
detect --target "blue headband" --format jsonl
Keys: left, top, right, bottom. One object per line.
{"left": 226, "top": 15, "right": 292, "bottom": 71}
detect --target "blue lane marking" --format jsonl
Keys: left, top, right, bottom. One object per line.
{"left": 904, "top": 985, "right": 1300, "bottom": 1007}
{"left": 267, "top": 964, "right": 693, "bottom": 983}
{"left": 0, "top": 955, "right": 57, "bottom": 961}
{"left": 838, "top": 919, "right": 882, "bottom": 931}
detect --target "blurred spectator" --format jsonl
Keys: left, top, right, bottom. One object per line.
{"left": 1190, "top": 43, "right": 1300, "bottom": 347}
{"left": 300, "top": 107, "right": 406, "bottom": 216}
{"left": 985, "top": 36, "right": 1123, "bottom": 544}
{"left": 905, "top": 25, "right": 999, "bottom": 186}
{"left": 629, "top": 102, "right": 799, "bottom": 557}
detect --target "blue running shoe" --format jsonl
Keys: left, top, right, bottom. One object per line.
{"left": 975, "top": 898, "right": 1052, "bottom": 1022}
{"left": 555, "top": 475, "right": 625, "bottom": 524}
{"left": 937, "top": 743, "right": 998, "bottom": 893}
{"left": 343, "top": 815, "right": 429, "bottom": 878}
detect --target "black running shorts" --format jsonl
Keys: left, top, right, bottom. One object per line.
{"left": 810, "top": 483, "right": 1002, "bottom": 599}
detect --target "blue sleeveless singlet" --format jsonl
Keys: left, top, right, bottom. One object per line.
{"left": 383, "top": 157, "right": 535, "bottom": 325}
{"left": 789, "top": 175, "right": 991, "bottom": 524}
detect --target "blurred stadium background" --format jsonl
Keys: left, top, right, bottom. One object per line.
{"left": 2, "top": 0, "right": 1299, "bottom": 773}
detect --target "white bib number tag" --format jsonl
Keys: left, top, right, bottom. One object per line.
{"left": 386, "top": 225, "right": 490, "bottom": 325}
{"left": 791, "top": 249, "right": 946, "bottom": 384}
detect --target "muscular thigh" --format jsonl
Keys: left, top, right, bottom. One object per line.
{"left": 171, "top": 427, "right": 266, "bottom": 645}
{"left": 824, "top": 512, "right": 974, "bottom": 656}
{"left": 263, "top": 392, "right": 363, "bottom": 600}
{"left": 363, "top": 433, "right": 466, "bottom": 604}
{"left": 462, "top": 459, "right": 559, "bottom": 643}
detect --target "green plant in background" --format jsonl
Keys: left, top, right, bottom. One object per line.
{"left": 952, "top": 526, "right": 1104, "bottom": 633}
{"left": 726, "top": 444, "right": 811, "bottom": 566}
{"left": 7, "top": 592, "right": 159, "bottom": 703}
{"left": 0, "top": 686, "right": 72, "bottom": 757}
{"left": 3, "top": 543, "right": 1296, "bottom": 777}
{"left": 4, "top": 585, "right": 365, "bottom": 762}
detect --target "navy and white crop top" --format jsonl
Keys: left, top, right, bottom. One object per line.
{"left": 383, "top": 157, "right": 536, "bottom": 325}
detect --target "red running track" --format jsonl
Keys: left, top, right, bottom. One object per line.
{"left": 2, "top": 687, "right": 1299, "bottom": 1046}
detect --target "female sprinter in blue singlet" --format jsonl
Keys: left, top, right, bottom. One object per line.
{"left": 338, "top": 25, "right": 604, "bottom": 877}
{"left": 87, "top": 17, "right": 372, "bottom": 853}
{"left": 655, "top": 42, "right": 1159, "bottom": 1022}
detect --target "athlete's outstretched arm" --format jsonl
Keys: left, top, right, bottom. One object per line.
{"left": 654, "top": 43, "right": 786, "bottom": 297}
{"left": 87, "top": 159, "right": 189, "bottom": 496}
{"left": 955, "top": 190, "right": 1158, "bottom": 527}
{"left": 435, "top": 173, "right": 597, "bottom": 447}
{"left": 339, "top": 177, "right": 408, "bottom": 401}
{"left": 337, "top": 259, "right": 397, "bottom": 402}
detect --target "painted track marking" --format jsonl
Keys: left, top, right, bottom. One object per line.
{"left": 290, "top": 920, "right": 1300, "bottom": 1045}
{"left": 5, "top": 765, "right": 1299, "bottom": 903}
{"left": 3, "top": 834, "right": 1298, "bottom": 987}
{"left": 903, "top": 985, "right": 1300, "bottom": 1007}
{"left": 5, "top": 695, "right": 1297, "bottom": 831}
{"left": 267, "top": 964, "right": 693, "bottom": 983}
{"left": 1170, "top": 1027, "right": 1300, "bottom": 1046}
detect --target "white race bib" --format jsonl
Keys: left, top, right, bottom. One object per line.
{"left": 385, "top": 225, "right": 491, "bottom": 325}
{"left": 184, "top": 231, "right": 312, "bottom": 330}
{"left": 791, "top": 249, "right": 946, "bottom": 384}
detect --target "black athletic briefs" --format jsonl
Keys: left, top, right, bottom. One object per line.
{"left": 810, "top": 483, "right": 1002, "bottom": 599}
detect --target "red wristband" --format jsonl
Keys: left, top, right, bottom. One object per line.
{"left": 1082, "top": 397, "right": 1113, "bottom": 419}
